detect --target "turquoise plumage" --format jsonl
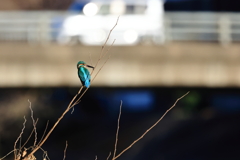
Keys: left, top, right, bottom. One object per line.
{"left": 77, "top": 61, "right": 94, "bottom": 88}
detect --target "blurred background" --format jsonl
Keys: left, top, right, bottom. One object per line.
{"left": 1, "top": 0, "right": 240, "bottom": 160}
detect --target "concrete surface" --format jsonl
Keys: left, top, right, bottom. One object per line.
{"left": 0, "top": 42, "right": 240, "bottom": 87}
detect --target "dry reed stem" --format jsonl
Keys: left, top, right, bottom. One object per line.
{"left": 19, "top": 119, "right": 39, "bottom": 152}
{"left": 63, "top": 141, "right": 68, "bottom": 160}
{"left": 112, "top": 101, "right": 122, "bottom": 159}
{"left": 14, "top": 116, "right": 27, "bottom": 159}
{"left": 28, "top": 100, "right": 38, "bottom": 147}
{"left": 113, "top": 91, "right": 190, "bottom": 160}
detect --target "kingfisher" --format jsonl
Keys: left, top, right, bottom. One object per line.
{"left": 77, "top": 61, "right": 94, "bottom": 88}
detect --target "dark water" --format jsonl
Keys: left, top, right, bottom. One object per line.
{"left": 0, "top": 87, "right": 240, "bottom": 160}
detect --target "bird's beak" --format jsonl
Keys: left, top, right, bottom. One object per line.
{"left": 86, "top": 65, "right": 94, "bottom": 69}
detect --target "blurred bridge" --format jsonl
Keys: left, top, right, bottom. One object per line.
{"left": 0, "top": 12, "right": 240, "bottom": 44}
{"left": 1, "top": 11, "right": 240, "bottom": 87}
{"left": 1, "top": 42, "right": 240, "bottom": 87}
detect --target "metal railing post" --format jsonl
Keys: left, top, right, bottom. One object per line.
{"left": 164, "top": 17, "right": 172, "bottom": 43}
{"left": 218, "top": 15, "right": 231, "bottom": 45}
{"left": 40, "top": 16, "right": 51, "bottom": 44}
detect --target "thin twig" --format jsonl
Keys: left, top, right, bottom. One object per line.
{"left": 91, "top": 16, "right": 119, "bottom": 75}
{"left": 28, "top": 100, "right": 38, "bottom": 147}
{"left": 106, "top": 152, "right": 111, "bottom": 160}
{"left": 71, "top": 107, "right": 75, "bottom": 114}
{"left": 69, "top": 87, "right": 84, "bottom": 108}
{"left": 19, "top": 133, "right": 22, "bottom": 155}
{"left": 92, "top": 39, "right": 116, "bottom": 81}
{"left": 27, "top": 87, "right": 80, "bottom": 156}
{"left": 100, "top": 16, "right": 119, "bottom": 57}
{"left": 77, "top": 86, "right": 83, "bottom": 95}
{"left": 27, "top": 85, "right": 86, "bottom": 156}
{"left": 40, "top": 147, "right": 50, "bottom": 160}
{"left": 73, "top": 99, "right": 81, "bottom": 106}
{"left": 73, "top": 22, "right": 117, "bottom": 107}
{"left": 71, "top": 87, "right": 84, "bottom": 107}
{"left": 20, "top": 119, "right": 39, "bottom": 152}
{"left": 14, "top": 116, "right": 27, "bottom": 159}
{"left": 113, "top": 91, "right": 190, "bottom": 160}
{"left": 112, "top": 101, "right": 122, "bottom": 159}
{"left": 72, "top": 94, "right": 83, "bottom": 107}
{"left": 93, "top": 52, "right": 112, "bottom": 82}
{"left": 37, "top": 120, "right": 49, "bottom": 147}
{"left": 63, "top": 141, "right": 68, "bottom": 160}
{"left": 0, "top": 149, "right": 17, "bottom": 160}
{"left": 102, "top": 39, "right": 116, "bottom": 59}
{"left": 71, "top": 97, "right": 82, "bottom": 109}
{"left": 70, "top": 88, "right": 89, "bottom": 110}
{"left": 89, "top": 52, "right": 93, "bottom": 66}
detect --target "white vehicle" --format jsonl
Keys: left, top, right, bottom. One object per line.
{"left": 58, "top": 0, "right": 165, "bottom": 45}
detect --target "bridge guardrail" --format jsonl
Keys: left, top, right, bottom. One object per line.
{"left": 0, "top": 11, "right": 239, "bottom": 45}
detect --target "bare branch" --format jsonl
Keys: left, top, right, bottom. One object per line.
{"left": 112, "top": 101, "right": 122, "bottom": 159}
{"left": 113, "top": 91, "right": 190, "bottom": 160}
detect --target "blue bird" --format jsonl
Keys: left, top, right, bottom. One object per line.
{"left": 77, "top": 61, "right": 94, "bottom": 88}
